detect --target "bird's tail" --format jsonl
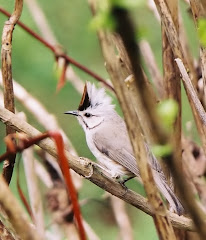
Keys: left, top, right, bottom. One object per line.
{"left": 153, "top": 173, "right": 184, "bottom": 215}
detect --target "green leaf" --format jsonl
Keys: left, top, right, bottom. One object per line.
{"left": 157, "top": 99, "right": 178, "bottom": 129}
{"left": 89, "top": 10, "right": 116, "bottom": 31}
{"left": 111, "top": 0, "right": 144, "bottom": 9}
{"left": 152, "top": 144, "right": 172, "bottom": 158}
{"left": 198, "top": 18, "right": 206, "bottom": 47}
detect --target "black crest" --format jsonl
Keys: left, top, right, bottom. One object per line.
{"left": 78, "top": 84, "right": 91, "bottom": 111}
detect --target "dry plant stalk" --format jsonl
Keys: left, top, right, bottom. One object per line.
{"left": 0, "top": 175, "right": 40, "bottom": 240}
{"left": 110, "top": 196, "right": 133, "bottom": 240}
{"left": 0, "top": 131, "right": 86, "bottom": 240}
{"left": 0, "top": 220, "right": 16, "bottom": 240}
{"left": 1, "top": 0, "right": 23, "bottom": 184}
{"left": 161, "top": 0, "right": 182, "bottom": 183}
{"left": 110, "top": 7, "right": 176, "bottom": 240}
{"left": 153, "top": 0, "right": 206, "bottom": 156}
{"left": 173, "top": 58, "right": 206, "bottom": 239}
{"left": 146, "top": 0, "right": 206, "bottom": 238}
{"left": 0, "top": 106, "right": 194, "bottom": 231}
{"left": 22, "top": 148, "right": 45, "bottom": 238}
{"left": 189, "top": 0, "right": 206, "bottom": 107}
{"left": 139, "top": 40, "right": 163, "bottom": 98}
{"left": 111, "top": 34, "right": 158, "bottom": 143}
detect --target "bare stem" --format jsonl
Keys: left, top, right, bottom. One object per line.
{"left": 0, "top": 175, "right": 40, "bottom": 240}
{"left": 1, "top": 0, "right": 23, "bottom": 184}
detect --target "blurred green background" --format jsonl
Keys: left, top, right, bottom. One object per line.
{"left": 0, "top": 0, "right": 200, "bottom": 239}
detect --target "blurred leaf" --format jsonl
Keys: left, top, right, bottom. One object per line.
{"left": 112, "top": 0, "right": 144, "bottom": 9}
{"left": 136, "top": 26, "right": 148, "bottom": 41}
{"left": 90, "top": 9, "right": 116, "bottom": 31}
{"left": 157, "top": 99, "right": 178, "bottom": 129}
{"left": 90, "top": 0, "right": 145, "bottom": 31}
{"left": 198, "top": 18, "right": 206, "bottom": 47}
{"left": 53, "top": 62, "right": 62, "bottom": 80}
{"left": 152, "top": 144, "right": 172, "bottom": 158}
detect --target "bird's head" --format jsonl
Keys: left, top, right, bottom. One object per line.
{"left": 65, "top": 82, "right": 114, "bottom": 130}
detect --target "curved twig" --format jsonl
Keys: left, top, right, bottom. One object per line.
{"left": 1, "top": 0, "right": 23, "bottom": 184}
{"left": 0, "top": 7, "right": 114, "bottom": 93}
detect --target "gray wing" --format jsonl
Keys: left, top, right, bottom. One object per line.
{"left": 93, "top": 120, "right": 165, "bottom": 178}
{"left": 93, "top": 120, "right": 140, "bottom": 176}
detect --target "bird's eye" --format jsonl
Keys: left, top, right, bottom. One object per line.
{"left": 84, "top": 113, "right": 92, "bottom": 118}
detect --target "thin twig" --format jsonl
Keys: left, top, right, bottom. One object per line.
{"left": 24, "top": 0, "right": 84, "bottom": 94}
{"left": 139, "top": 40, "right": 163, "bottom": 98}
{"left": 1, "top": 0, "right": 23, "bottom": 184}
{"left": 0, "top": 7, "right": 114, "bottom": 92}
{"left": 22, "top": 148, "right": 45, "bottom": 238}
{"left": 175, "top": 58, "right": 206, "bottom": 131}
{"left": 0, "top": 106, "right": 195, "bottom": 231}
{"left": 111, "top": 196, "right": 133, "bottom": 240}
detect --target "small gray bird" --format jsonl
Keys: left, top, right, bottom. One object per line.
{"left": 65, "top": 82, "right": 184, "bottom": 215}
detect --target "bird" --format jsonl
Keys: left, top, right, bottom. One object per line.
{"left": 65, "top": 82, "right": 184, "bottom": 215}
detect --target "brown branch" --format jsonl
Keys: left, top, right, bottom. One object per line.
{"left": 22, "top": 147, "right": 45, "bottom": 238}
{"left": 148, "top": 0, "right": 197, "bottom": 92}
{"left": 111, "top": 34, "right": 158, "bottom": 143}
{"left": 161, "top": 0, "right": 182, "bottom": 192}
{"left": 174, "top": 58, "right": 206, "bottom": 239}
{"left": 189, "top": 0, "right": 206, "bottom": 108}
{"left": 153, "top": 0, "right": 206, "bottom": 157}
{"left": 1, "top": 0, "right": 23, "bottom": 184}
{"left": 110, "top": 196, "right": 133, "bottom": 240}
{"left": 153, "top": 0, "right": 198, "bottom": 87}
{"left": 110, "top": 7, "right": 176, "bottom": 239}
{"left": 0, "top": 131, "right": 86, "bottom": 239}
{"left": 0, "top": 7, "right": 114, "bottom": 93}
{"left": 0, "top": 105, "right": 195, "bottom": 231}
{"left": 200, "top": 0, "right": 206, "bottom": 12}
{"left": 139, "top": 40, "right": 163, "bottom": 98}
{"left": 0, "top": 175, "right": 40, "bottom": 240}
{"left": 0, "top": 220, "right": 16, "bottom": 240}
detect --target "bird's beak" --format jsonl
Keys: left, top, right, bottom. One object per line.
{"left": 64, "top": 110, "right": 79, "bottom": 116}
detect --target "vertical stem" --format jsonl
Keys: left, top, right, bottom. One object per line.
{"left": 162, "top": 0, "right": 182, "bottom": 190}
{"left": 1, "top": 0, "right": 23, "bottom": 184}
{"left": 189, "top": 0, "right": 206, "bottom": 108}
